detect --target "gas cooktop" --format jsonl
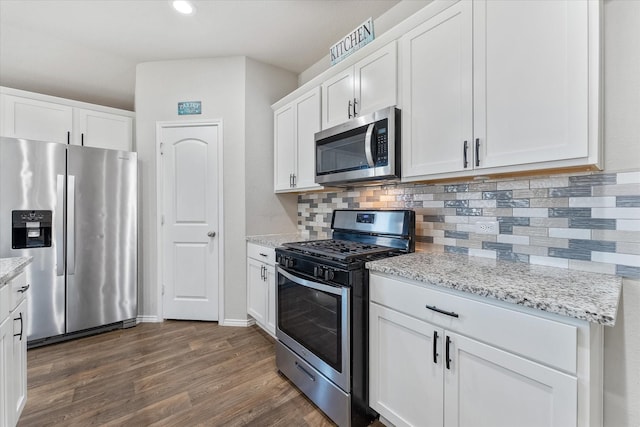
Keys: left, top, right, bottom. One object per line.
{"left": 282, "top": 239, "right": 402, "bottom": 262}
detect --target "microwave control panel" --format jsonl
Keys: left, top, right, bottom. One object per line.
{"left": 375, "top": 126, "right": 389, "bottom": 166}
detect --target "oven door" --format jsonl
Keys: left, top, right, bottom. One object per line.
{"left": 276, "top": 266, "right": 350, "bottom": 392}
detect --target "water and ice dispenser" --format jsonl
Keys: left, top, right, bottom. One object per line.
{"left": 12, "top": 210, "right": 53, "bottom": 249}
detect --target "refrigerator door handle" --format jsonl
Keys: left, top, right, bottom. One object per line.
{"left": 68, "top": 175, "right": 76, "bottom": 275}
{"left": 56, "top": 174, "right": 65, "bottom": 276}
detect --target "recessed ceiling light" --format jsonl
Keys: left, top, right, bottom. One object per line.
{"left": 172, "top": 0, "right": 195, "bottom": 15}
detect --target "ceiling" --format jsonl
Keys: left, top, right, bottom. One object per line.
{"left": 0, "top": 0, "right": 400, "bottom": 111}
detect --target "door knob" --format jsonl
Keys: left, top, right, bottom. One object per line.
{"left": 207, "top": 231, "right": 216, "bottom": 238}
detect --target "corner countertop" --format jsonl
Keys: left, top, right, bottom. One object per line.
{"left": 366, "top": 252, "right": 622, "bottom": 326}
{"left": 246, "top": 234, "right": 308, "bottom": 249}
{"left": 0, "top": 257, "right": 33, "bottom": 284}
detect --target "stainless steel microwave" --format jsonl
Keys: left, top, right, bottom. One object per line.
{"left": 315, "top": 106, "right": 400, "bottom": 186}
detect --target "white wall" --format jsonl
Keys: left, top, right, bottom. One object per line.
{"left": 245, "top": 58, "right": 298, "bottom": 236}
{"left": 298, "top": 0, "right": 432, "bottom": 85}
{"left": 602, "top": 1, "right": 640, "bottom": 426}
{"left": 135, "top": 57, "right": 297, "bottom": 323}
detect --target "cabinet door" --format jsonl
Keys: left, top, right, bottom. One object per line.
{"left": 321, "top": 68, "right": 354, "bottom": 129}
{"left": 247, "top": 258, "right": 267, "bottom": 326}
{"left": 0, "top": 316, "right": 10, "bottom": 427}
{"left": 444, "top": 332, "right": 577, "bottom": 427}
{"left": 273, "top": 103, "right": 296, "bottom": 192}
{"left": 73, "top": 108, "right": 133, "bottom": 151}
{"left": 1, "top": 94, "right": 72, "bottom": 144}
{"left": 265, "top": 265, "right": 276, "bottom": 336}
{"left": 11, "top": 298, "right": 28, "bottom": 424}
{"left": 294, "top": 87, "right": 322, "bottom": 191}
{"left": 370, "top": 302, "right": 444, "bottom": 427}
{"left": 354, "top": 41, "right": 397, "bottom": 118}
{"left": 401, "top": 1, "right": 473, "bottom": 178}
{"left": 474, "top": 0, "right": 589, "bottom": 169}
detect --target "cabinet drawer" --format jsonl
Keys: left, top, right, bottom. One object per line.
{"left": 247, "top": 243, "right": 275, "bottom": 264}
{"left": 9, "top": 271, "right": 28, "bottom": 311}
{"left": 0, "top": 283, "right": 9, "bottom": 321}
{"left": 370, "top": 273, "right": 577, "bottom": 374}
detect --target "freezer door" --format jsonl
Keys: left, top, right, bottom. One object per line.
{"left": 0, "top": 137, "right": 67, "bottom": 340}
{"left": 66, "top": 145, "right": 137, "bottom": 332}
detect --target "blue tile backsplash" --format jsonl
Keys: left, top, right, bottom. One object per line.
{"left": 298, "top": 170, "right": 640, "bottom": 279}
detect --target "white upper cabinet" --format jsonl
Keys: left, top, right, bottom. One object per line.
{"left": 474, "top": 0, "right": 591, "bottom": 169}
{"left": 1, "top": 94, "right": 73, "bottom": 144}
{"left": 401, "top": 1, "right": 473, "bottom": 177}
{"left": 0, "top": 87, "right": 135, "bottom": 151}
{"left": 273, "top": 87, "right": 322, "bottom": 193}
{"left": 401, "top": 0, "right": 600, "bottom": 181}
{"left": 274, "top": 103, "right": 296, "bottom": 191}
{"left": 322, "top": 42, "right": 397, "bottom": 129}
{"left": 73, "top": 108, "right": 133, "bottom": 151}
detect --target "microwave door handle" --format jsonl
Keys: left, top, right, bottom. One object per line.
{"left": 364, "top": 123, "right": 376, "bottom": 167}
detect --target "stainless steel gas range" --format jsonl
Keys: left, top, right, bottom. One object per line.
{"left": 275, "top": 209, "right": 416, "bottom": 427}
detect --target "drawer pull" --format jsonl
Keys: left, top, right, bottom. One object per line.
{"left": 433, "top": 330, "right": 439, "bottom": 364}
{"left": 18, "top": 284, "right": 30, "bottom": 293}
{"left": 446, "top": 335, "right": 452, "bottom": 370}
{"left": 14, "top": 312, "right": 24, "bottom": 340}
{"left": 294, "top": 361, "right": 316, "bottom": 382}
{"left": 425, "top": 304, "right": 459, "bottom": 318}
{"left": 259, "top": 253, "right": 268, "bottom": 257}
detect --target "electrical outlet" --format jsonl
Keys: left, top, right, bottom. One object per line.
{"left": 475, "top": 221, "right": 498, "bottom": 235}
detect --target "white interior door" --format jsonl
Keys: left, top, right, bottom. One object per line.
{"left": 160, "top": 123, "right": 221, "bottom": 321}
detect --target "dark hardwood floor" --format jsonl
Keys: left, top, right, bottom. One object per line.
{"left": 18, "top": 321, "right": 356, "bottom": 426}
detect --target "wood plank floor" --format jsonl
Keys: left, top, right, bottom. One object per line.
{"left": 18, "top": 321, "right": 378, "bottom": 427}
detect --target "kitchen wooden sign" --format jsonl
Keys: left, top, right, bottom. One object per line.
{"left": 330, "top": 17, "right": 374, "bottom": 66}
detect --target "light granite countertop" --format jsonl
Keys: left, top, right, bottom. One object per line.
{"left": 366, "top": 252, "right": 622, "bottom": 326}
{"left": 0, "top": 257, "right": 33, "bottom": 284}
{"left": 246, "top": 234, "right": 308, "bottom": 249}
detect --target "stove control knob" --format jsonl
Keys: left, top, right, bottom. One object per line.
{"left": 285, "top": 257, "right": 295, "bottom": 268}
{"left": 324, "top": 268, "right": 335, "bottom": 281}
{"left": 313, "top": 266, "right": 322, "bottom": 278}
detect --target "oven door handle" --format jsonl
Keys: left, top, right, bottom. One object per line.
{"left": 277, "top": 266, "right": 344, "bottom": 296}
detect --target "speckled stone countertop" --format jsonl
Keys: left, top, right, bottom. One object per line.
{"left": 0, "top": 257, "right": 33, "bottom": 284}
{"left": 246, "top": 234, "right": 308, "bottom": 249}
{"left": 366, "top": 252, "right": 622, "bottom": 326}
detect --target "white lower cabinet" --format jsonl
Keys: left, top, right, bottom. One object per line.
{"left": 0, "top": 315, "right": 11, "bottom": 427}
{"left": 443, "top": 332, "right": 576, "bottom": 427}
{"left": 0, "top": 271, "right": 29, "bottom": 427}
{"left": 246, "top": 243, "right": 276, "bottom": 336}
{"left": 10, "top": 298, "right": 28, "bottom": 424}
{"left": 370, "top": 303, "right": 444, "bottom": 427}
{"left": 369, "top": 273, "right": 602, "bottom": 427}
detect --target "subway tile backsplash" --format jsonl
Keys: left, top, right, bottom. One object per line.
{"left": 297, "top": 170, "right": 640, "bottom": 279}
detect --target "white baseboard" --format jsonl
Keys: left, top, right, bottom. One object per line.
{"left": 220, "top": 318, "right": 254, "bottom": 327}
{"left": 137, "top": 315, "right": 162, "bottom": 323}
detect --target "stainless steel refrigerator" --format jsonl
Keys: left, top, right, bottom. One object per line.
{"left": 0, "top": 137, "right": 137, "bottom": 346}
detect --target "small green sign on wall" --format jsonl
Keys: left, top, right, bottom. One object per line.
{"left": 178, "top": 101, "right": 202, "bottom": 115}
